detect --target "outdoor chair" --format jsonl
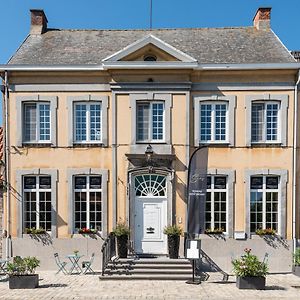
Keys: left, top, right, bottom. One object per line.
{"left": 54, "top": 253, "right": 68, "bottom": 275}
{"left": 82, "top": 253, "right": 95, "bottom": 274}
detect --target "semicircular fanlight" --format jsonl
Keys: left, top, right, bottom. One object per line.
{"left": 135, "top": 174, "right": 166, "bottom": 197}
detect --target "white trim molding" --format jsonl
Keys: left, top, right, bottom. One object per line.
{"left": 245, "top": 94, "right": 289, "bottom": 147}
{"left": 15, "top": 169, "right": 58, "bottom": 238}
{"left": 16, "top": 95, "right": 58, "bottom": 147}
{"left": 67, "top": 168, "right": 109, "bottom": 236}
{"left": 244, "top": 169, "right": 288, "bottom": 238}
{"left": 193, "top": 95, "right": 236, "bottom": 147}
{"left": 66, "top": 94, "right": 109, "bottom": 147}
{"left": 102, "top": 34, "right": 197, "bottom": 63}
{"left": 129, "top": 92, "right": 172, "bottom": 154}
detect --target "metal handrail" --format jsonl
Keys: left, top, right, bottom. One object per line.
{"left": 101, "top": 233, "right": 116, "bottom": 276}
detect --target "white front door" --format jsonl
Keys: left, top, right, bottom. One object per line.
{"left": 133, "top": 174, "right": 168, "bottom": 254}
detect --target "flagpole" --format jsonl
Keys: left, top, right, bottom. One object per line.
{"left": 150, "top": 0, "right": 152, "bottom": 30}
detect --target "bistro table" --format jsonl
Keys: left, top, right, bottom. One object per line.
{"left": 66, "top": 254, "right": 83, "bottom": 274}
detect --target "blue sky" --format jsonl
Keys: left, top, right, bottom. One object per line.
{"left": 1, "top": 0, "right": 300, "bottom": 123}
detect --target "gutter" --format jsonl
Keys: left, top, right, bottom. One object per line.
{"left": 0, "top": 62, "right": 300, "bottom": 72}
{"left": 3, "top": 71, "right": 11, "bottom": 260}
{"left": 293, "top": 70, "right": 300, "bottom": 256}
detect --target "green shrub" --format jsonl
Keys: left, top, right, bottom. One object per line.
{"left": 294, "top": 248, "right": 300, "bottom": 266}
{"left": 112, "top": 222, "right": 130, "bottom": 237}
{"left": 6, "top": 256, "right": 40, "bottom": 276}
{"left": 163, "top": 224, "right": 183, "bottom": 236}
{"left": 232, "top": 248, "right": 268, "bottom": 277}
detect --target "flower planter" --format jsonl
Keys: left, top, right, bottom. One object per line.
{"left": 236, "top": 276, "right": 265, "bottom": 290}
{"left": 167, "top": 235, "right": 180, "bottom": 259}
{"left": 116, "top": 235, "right": 128, "bottom": 258}
{"left": 9, "top": 274, "right": 39, "bottom": 289}
{"left": 293, "top": 266, "right": 300, "bottom": 277}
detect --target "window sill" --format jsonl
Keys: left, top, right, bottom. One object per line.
{"left": 130, "top": 144, "right": 172, "bottom": 155}
{"left": 71, "top": 233, "right": 102, "bottom": 239}
{"left": 72, "top": 143, "right": 105, "bottom": 148}
{"left": 22, "top": 143, "right": 53, "bottom": 148}
{"left": 249, "top": 143, "right": 283, "bottom": 148}
{"left": 198, "top": 142, "right": 230, "bottom": 148}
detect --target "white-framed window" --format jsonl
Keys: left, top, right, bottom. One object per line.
{"left": 74, "top": 175, "right": 102, "bottom": 231}
{"left": 251, "top": 102, "right": 280, "bottom": 143}
{"left": 23, "top": 175, "right": 52, "bottom": 232}
{"left": 23, "top": 102, "right": 51, "bottom": 143}
{"left": 250, "top": 176, "right": 279, "bottom": 233}
{"left": 200, "top": 102, "right": 228, "bottom": 143}
{"left": 74, "top": 102, "right": 102, "bottom": 143}
{"left": 136, "top": 101, "right": 165, "bottom": 142}
{"left": 205, "top": 175, "right": 227, "bottom": 232}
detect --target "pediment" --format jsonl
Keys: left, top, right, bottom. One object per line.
{"left": 102, "top": 34, "right": 197, "bottom": 63}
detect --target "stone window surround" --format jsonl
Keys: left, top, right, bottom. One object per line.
{"left": 193, "top": 95, "right": 236, "bottom": 147}
{"left": 207, "top": 168, "right": 235, "bottom": 238}
{"left": 244, "top": 169, "right": 288, "bottom": 238}
{"left": 67, "top": 95, "right": 109, "bottom": 147}
{"left": 245, "top": 94, "right": 289, "bottom": 147}
{"left": 16, "top": 169, "right": 58, "bottom": 238}
{"left": 67, "top": 168, "right": 109, "bottom": 236}
{"left": 129, "top": 93, "right": 172, "bottom": 155}
{"left": 16, "top": 95, "right": 58, "bottom": 147}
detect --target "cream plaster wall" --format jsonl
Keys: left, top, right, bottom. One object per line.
{"left": 3, "top": 69, "right": 297, "bottom": 242}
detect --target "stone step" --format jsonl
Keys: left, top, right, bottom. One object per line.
{"left": 104, "top": 268, "right": 192, "bottom": 275}
{"left": 99, "top": 273, "right": 194, "bottom": 281}
{"left": 106, "top": 263, "right": 192, "bottom": 270}
{"left": 112, "top": 258, "right": 191, "bottom": 265}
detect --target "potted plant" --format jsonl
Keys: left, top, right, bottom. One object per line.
{"left": 6, "top": 256, "right": 40, "bottom": 289}
{"left": 293, "top": 247, "right": 300, "bottom": 276}
{"left": 163, "top": 224, "right": 183, "bottom": 259}
{"left": 255, "top": 228, "right": 276, "bottom": 236}
{"left": 204, "top": 228, "right": 224, "bottom": 235}
{"left": 112, "top": 222, "right": 130, "bottom": 258}
{"left": 25, "top": 227, "right": 46, "bottom": 234}
{"left": 78, "top": 228, "right": 97, "bottom": 234}
{"left": 232, "top": 248, "right": 268, "bottom": 290}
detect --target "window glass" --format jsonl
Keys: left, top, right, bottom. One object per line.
{"left": 251, "top": 102, "right": 279, "bottom": 143}
{"left": 75, "top": 176, "right": 87, "bottom": 189}
{"left": 90, "top": 176, "right": 102, "bottom": 189}
{"left": 200, "top": 102, "right": 227, "bottom": 143}
{"left": 251, "top": 176, "right": 263, "bottom": 189}
{"left": 24, "top": 176, "right": 36, "bottom": 189}
{"left": 23, "top": 102, "right": 51, "bottom": 143}
{"left": 136, "top": 102, "right": 164, "bottom": 142}
{"left": 74, "top": 175, "right": 102, "bottom": 232}
{"left": 23, "top": 175, "right": 52, "bottom": 232}
{"left": 205, "top": 175, "right": 227, "bottom": 232}
{"left": 250, "top": 175, "right": 279, "bottom": 233}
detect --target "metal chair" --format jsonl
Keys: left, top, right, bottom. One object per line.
{"left": 54, "top": 253, "right": 68, "bottom": 275}
{"left": 82, "top": 253, "right": 95, "bottom": 274}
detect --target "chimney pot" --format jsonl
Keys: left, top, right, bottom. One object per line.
{"left": 30, "top": 9, "right": 48, "bottom": 34}
{"left": 253, "top": 7, "right": 271, "bottom": 30}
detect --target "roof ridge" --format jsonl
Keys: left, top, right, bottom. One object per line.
{"left": 46, "top": 26, "right": 254, "bottom": 33}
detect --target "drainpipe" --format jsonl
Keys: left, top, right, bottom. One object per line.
{"left": 293, "top": 70, "right": 300, "bottom": 256}
{"left": 4, "top": 71, "right": 11, "bottom": 260}
{"left": 112, "top": 91, "right": 117, "bottom": 228}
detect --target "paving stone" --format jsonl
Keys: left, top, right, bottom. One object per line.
{"left": 0, "top": 272, "right": 299, "bottom": 299}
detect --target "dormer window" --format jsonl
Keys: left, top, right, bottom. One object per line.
{"left": 144, "top": 55, "right": 157, "bottom": 61}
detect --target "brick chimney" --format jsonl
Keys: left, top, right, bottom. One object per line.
{"left": 253, "top": 7, "right": 271, "bottom": 30}
{"left": 30, "top": 9, "right": 48, "bottom": 34}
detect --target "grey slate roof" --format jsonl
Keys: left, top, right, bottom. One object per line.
{"left": 8, "top": 27, "right": 296, "bottom": 65}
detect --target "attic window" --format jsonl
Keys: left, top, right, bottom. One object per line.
{"left": 144, "top": 55, "right": 157, "bottom": 62}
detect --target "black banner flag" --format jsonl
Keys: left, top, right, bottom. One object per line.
{"left": 187, "top": 146, "right": 208, "bottom": 235}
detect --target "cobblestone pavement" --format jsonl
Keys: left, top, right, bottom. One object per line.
{"left": 0, "top": 272, "right": 300, "bottom": 299}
